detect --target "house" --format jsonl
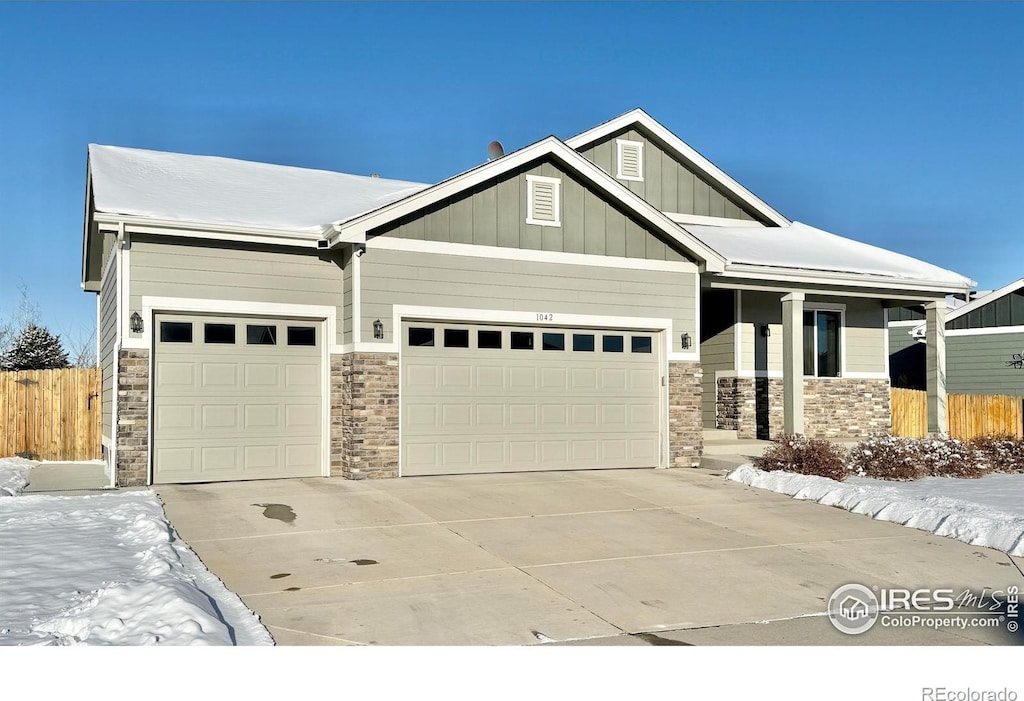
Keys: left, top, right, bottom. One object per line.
{"left": 889, "top": 278, "right": 1024, "bottom": 396}
{"left": 81, "top": 109, "right": 973, "bottom": 486}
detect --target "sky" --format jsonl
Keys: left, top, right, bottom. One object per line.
{"left": 0, "top": 2, "right": 1021, "bottom": 344}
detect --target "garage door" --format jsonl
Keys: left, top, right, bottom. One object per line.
{"left": 401, "top": 321, "right": 662, "bottom": 476}
{"left": 152, "top": 313, "right": 323, "bottom": 484}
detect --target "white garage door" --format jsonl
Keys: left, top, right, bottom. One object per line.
{"left": 152, "top": 313, "right": 324, "bottom": 484}
{"left": 401, "top": 321, "right": 662, "bottom": 476}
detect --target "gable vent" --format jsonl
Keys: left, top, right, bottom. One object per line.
{"left": 616, "top": 139, "right": 644, "bottom": 182}
{"left": 526, "top": 175, "right": 561, "bottom": 227}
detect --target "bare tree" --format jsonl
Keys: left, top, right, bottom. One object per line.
{"left": 59, "top": 323, "right": 98, "bottom": 368}
{"left": 0, "top": 284, "right": 40, "bottom": 358}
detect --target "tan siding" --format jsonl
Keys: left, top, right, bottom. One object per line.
{"left": 360, "top": 248, "right": 696, "bottom": 354}
{"left": 99, "top": 254, "right": 118, "bottom": 439}
{"left": 128, "top": 237, "right": 345, "bottom": 346}
{"left": 831, "top": 297, "right": 886, "bottom": 374}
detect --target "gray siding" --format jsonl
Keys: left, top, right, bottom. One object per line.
{"left": 888, "top": 323, "right": 925, "bottom": 390}
{"left": 576, "top": 127, "right": 765, "bottom": 222}
{"left": 947, "top": 332, "right": 1024, "bottom": 396}
{"left": 890, "top": 305, "right": 925, "bottom": 322}
{"left": 950, "top": 290, "right": 1024, "bottom": 330}
{"left": 371, "top": 158, "right": 690, "bottom": 263}
{"left": 128, "top": 236, "right": 346, "bottom": 346}
{"left": 360, "top": 248, "right": 697, "bottom": 354}
{"left": 700, "top": 290, "right": 736, "bottom": 426}
{"left": 99, "top": 254, "right": 118, "bottom": 440}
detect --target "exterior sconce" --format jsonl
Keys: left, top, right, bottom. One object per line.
{"left": 761, "top": 324, "right": 771, "bottom": 337}
{"left": 130, "top": 312, "right": 144, "bottom": 334}
{"left": 373, "top": 318, "right": 384, "bottom": 340}
{"left": 681, "top": 332, "right": 692, "bottom": 350}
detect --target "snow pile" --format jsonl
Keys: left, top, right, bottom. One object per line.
{"left": 728, "top": 464, "right": 1024, "bottom": 556}
{"left": 0, "top": 491, "right": 274, "bottom": 645}
{"left": 0, "top": 457, "right": 35, "bottom": 497}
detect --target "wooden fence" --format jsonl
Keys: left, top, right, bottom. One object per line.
{"left": 891, "top": 388, "right": 1024, "bottom": 440}
{"left": 0, "top": 368, "right": 102, "bottom": 461}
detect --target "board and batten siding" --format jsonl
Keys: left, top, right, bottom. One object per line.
{"left": 738, "top": 291, "right": 886, "bottom": 375}
{"left": 950, "top": 289, "right": 1024, "bottom": 330}
{"left": 700, "top": 290, "right": 736, "bottom": 426}
{"left": 575, "top": 127, "right": 764, "bottom": 223}
{"left": 359, "top": 248, "right": 697, "bottom": 354}
{"left": 99, "top": 252, "right": 118, "bottom": 440}
{"left": 947, "top": 333, "right": 1024, "bottom": 396}
{"left": 370, "top": 158, "right": 691, "bottom": 264}
{"left": 127, "top": 236, "right": 346, "bottom": 346}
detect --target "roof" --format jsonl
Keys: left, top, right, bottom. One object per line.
{"left": 943, "top": 278, "right": 1024, "bottom": 323}
{"left": 683, "top": 221, "right": 975, "bottom": 291}
{"left": 88, "top": 144, "right": 429, "bottom": 235}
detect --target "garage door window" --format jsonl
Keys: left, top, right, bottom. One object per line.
{"left": 247, "top": 325, "right": 277, "bottom": 345}
{"left": 160, "top": 322, "right": 193, "bottom": 343}
{"left": 631, "top": 336, "right": 652, "bottom": 354}
{"left": 603, "top": 335, "right": 624, "bottom": 353}
{"left": 542, "top": 333, "right": 565, "bottom": 351}
{"left": 478, "top": 330, "right": 502, "bottom": 349}
{"left": 409, "top": 327, "right": 435, "bottom": 347}
{"left": 287, "top": 326, "right": 316, "bottom": 346}
{"left": 204, "top": 323, "right": 235, "bottom": 344}
{"left": 444, "top": 329, "right": 470, "bottom": 348}
{"left": 573, "top": 334, "right": 595, "bottom": 352}
{"left": 511, "top": 331, "right": 534, "bottom": 350}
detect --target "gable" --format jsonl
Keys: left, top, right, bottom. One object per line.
{"left": 950, "top": 289, "right": 1024, "bottom": 330}
{"left": 368, "top": 156, "right": 693, "bottom": 264}
{"left": 575, "top": 126, "right": 770, "bottom": 224}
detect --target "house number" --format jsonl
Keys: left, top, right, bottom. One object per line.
{"left": 536, "top": 313, "right": 554, "bottom": 321}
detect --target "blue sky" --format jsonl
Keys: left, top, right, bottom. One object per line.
{"left": 0, "top": 2, "right": 1021, "bottom": 342}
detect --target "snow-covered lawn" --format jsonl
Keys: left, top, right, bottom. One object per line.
{"left": 0, "top": 458, "right": 273, "bottom": 645}
{"left": 728, "top": 464, "right": 1024, "bottom": 556}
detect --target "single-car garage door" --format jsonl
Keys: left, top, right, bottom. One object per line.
{"left": 401, "top": 321, "right": 662, "bottom": 476}
{"left": 153, "top": 313, "right": 324, "bottom": 484}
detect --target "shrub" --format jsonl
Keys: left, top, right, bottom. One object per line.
{"left": 846, "top": 435, "right": 927, "bottom": 481}
{"left": 754, "top": 434, "right": 848, "bottom": 481}
{"left": 968, "top": 435, "right": 1024, "bottom": 474}
{"left": 915, "top": 436, "right": 985, "bottom": 478}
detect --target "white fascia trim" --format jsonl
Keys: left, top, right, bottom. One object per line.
{"left": 945, "top": 325, "right": 1024, "bottom": 337}
{"left": 566, "top": 109, "right": 790, "bottom": 227}
{"left": 524, "top": 174, "right": 562, "bottom": 227}
{"left": 368, "top": 236, "right": 697, "bottom": 273}
{"left": 134, "top": 297, "right": 340, "bottom": 353}
{"left": 705, "top": 278, "right": 945, "bottom": 302}
{"left": 665, "top": 212, "right": 765, "bottom": 228}
{"left": 615, "top": 139, "right": 644, "bottom": 182}
{"left": 95, "top": 215, "right": 324, "bottom": 249}
{"left": 333, "top": 137, "right": 726, "bottom": 273}
{"left": 719, "top": 264, "right": 973, "bottom": 295}
{"left": 944, "top": 277, "right": 1024, "bottom": 324}
{"left": 888, "top": 319, "right": 924, "bottom": 328}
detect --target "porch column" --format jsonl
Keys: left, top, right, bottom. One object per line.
{"left": 925, "top": 300, "right": 948, "bottom": 434}
{"left": 781, "top": 292, "right": 805, "bottom": 435}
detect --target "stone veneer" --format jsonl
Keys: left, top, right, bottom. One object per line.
{"left": 716, "top": 377, "right": 891, "bottom": 439}
{"left": 668, "top": 362, "right": 704, "bottom": 467}
{"left": 116, "top": 349, "right": 150, "bottom": 487}
{"left": 334, "top": 352, "right": 399, "bottom": 479}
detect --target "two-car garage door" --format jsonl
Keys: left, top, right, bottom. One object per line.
{"left": 401, "top": 321, "right": 663, "bottom": 476}
{"left": 152, "top": 313, "right": 323, "bottom": 484}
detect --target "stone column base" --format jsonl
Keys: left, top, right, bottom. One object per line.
{"left": 669, "top": 362, "right": 703, "bottom": 467}
{"left": 115, "top": 349, "right": 150, "bottom": 487}
{"left": 335, "top": 352, "right": 399, "bottom": 479}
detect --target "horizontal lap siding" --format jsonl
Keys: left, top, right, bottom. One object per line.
{"left": 99, "top": 255, "right": 118, "bottom": 440}
{"left": 360, "top": 249, "right": 696, "bottom": 353}
{"left": 947, "top": 333, "right": 1024, "bottom": 396}
{"left": 128, "top": 237, "right": 345, "bottom": 346}
{"left": 840, "top": 298, "right": 886, "bottom": 374}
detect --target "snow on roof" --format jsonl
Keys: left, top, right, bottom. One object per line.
{"left": 682, "top": 221, "right": 973, "bottom": 288}
{"left": 88, "top": 144, "right": 430, "bottom": 235}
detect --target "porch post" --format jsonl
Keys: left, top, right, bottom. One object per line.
{"left": 924, "top": 300, "right": 948, "bottom": 434}
{"left": 781, "top": 292, "right": 805, "bottom": 435}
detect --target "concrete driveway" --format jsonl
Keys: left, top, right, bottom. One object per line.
{"left": 155, "top": 468, "right": 1023, "bottom": 645}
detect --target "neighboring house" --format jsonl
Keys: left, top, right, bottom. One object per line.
{"left": 81, "top": 109, "right": 972, "bottom": 486}
{"left": 889, "top": 279, "right": 1024, "bottom": 396}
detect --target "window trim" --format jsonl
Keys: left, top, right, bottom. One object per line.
{"left": 525, "top": 175, "right": 561, "bottom": 228}
{"left": 802, "top": 304, "right": 846, "bottom": 378}
{"left": 615, "top": 139, "right": 644, "bottom": 182}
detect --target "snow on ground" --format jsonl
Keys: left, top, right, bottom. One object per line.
{"left": 728, "top": 465, "right": 1024, "bottom": 556}
{"left": 0, "top": 456, "right": 35, "bottom": 496}
{"left": 0, "top": 488, "right": 274, "bottom": 645}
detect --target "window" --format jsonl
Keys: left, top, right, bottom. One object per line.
{"left": 803, "top": 310, "right": 841, "bottom": 377}
{"left": 408, "top": 327, "right": 435, "bottom": 347}
{"left": 287, "top": 326, "right": 316, "bottom": 346}
{"left": 511, "top": 331, "right": 534, "bottom": 350}
{"left": 204, "top": 323, "right": 235, "bottom": 344}
{"left": 542, "top": 333, "right": 565, "bottom": 351}
{"left": 247, "top": 325, "right": 277, "bottom": 345}
{"left": 525, "top": 175, "right": 561, "bottom": 227}
{"left": 160, "top": 322, "right": 192, "bottom": 343}
{"left": 573, "top": 333, "right": 595, "bottom": 352}
{"left": 478, "top": 330, "right": 502, "bottom": 349}
{"left": 616, "top": 139, "right": 644, "bottom": 181}
{"left": 631, "top": 336, "right": 652, "bottom": 354}
{"left": 444, "top": 328, "right": 470, "bottom": 348}
{"left": 603, "top": 335, "right": 624, "bottom": 353}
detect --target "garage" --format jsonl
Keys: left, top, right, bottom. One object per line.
{"left": 152, "top": 313, "right": 324, "bottom": 484}
{"left": 401, "top": 321, "right": 663, "bottom": 476}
